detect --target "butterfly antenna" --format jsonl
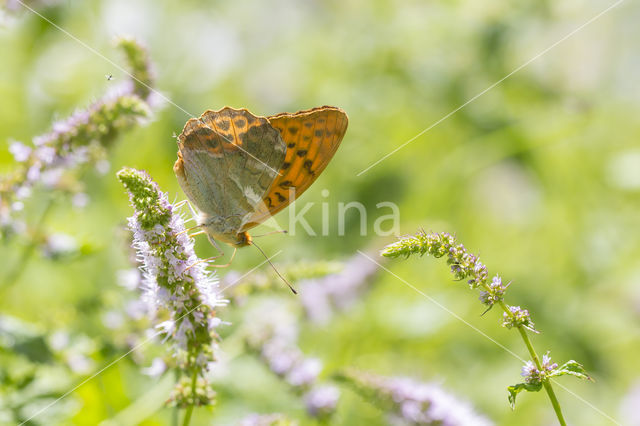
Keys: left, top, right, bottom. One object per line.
{"left": 252, "top": 229, "right": 288, "bottom": 238}
{"left": 250, "top": 240, "right": 297, "bottom": 295}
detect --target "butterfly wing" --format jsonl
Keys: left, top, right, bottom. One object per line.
{"left": 174, "top": 107, "right": 286, "bottom": 234}
{"left": 241, "top": 106, "right": 348, "bottom": 231}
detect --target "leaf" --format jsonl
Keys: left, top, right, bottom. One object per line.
{"left": 0, "top": 315, "right": 53, "bottom": 363}
{"left": 507, "top": 382, "right": 542, "bottom": 409}
{"left": 548, "top": 360, "right": 593, "bottom": 382}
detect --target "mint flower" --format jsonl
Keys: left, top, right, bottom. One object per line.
{"left": 337, "top": 368, "right": 492, "bottom": 426}
{"left": 247, "top": 319, "right": 322, "bottom": 391}
{"left": 0, "top": 37, "right": 154, "bottom": 241}
{"left": 381, "top": 231, "right": 455, "bottom": 259}
{"left": 239, "top": 413, "right": 297, "bottom": 426}
{"left": 521, "top": 353, "right": 558, "bottom": 384}
{"left": 118, "top": 167, "right": 224, "bottom": 408}
{"left": 304, "top": 385, "right": 341, "bottom": 419}
{"left": 244, "top": 301, "right": 339, "bottom": 419}
{"left": 116, "top": 36, "right": 155, "bottom": 99}
{"left": 502, "top": 305, "right": 537, "bottom": 332}
{"left": 382, "top": 231, "right": 488, "bottom": 288}
{"left": 479, "top": 275, "right": 508, "bottom": 308}
{"left": 299, "top": 252, "right": 382, "bottom": 324}
{"left": 619, "top": 380, "right": 640, "bottom": 425}
{"left": 383, "top": 231, "right": 589, "bottom": 419}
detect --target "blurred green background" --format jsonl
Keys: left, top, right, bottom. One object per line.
{"left": 1, "top": 0, "right": 639, "bottom": 425}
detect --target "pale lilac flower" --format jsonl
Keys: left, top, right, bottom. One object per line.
{"left": 0, "top": 39, "right": 153, "bottom": 240}
{"left": 40, "top": 168, "right": 63, "bottom": 187}
{"left": 96, "top": 159, "right": 111, "bottom": 175}
{"left": 520, "top": 361, "right": 539, "bottom": 383}
{"left": 142, "top": 358, "right": 167, "bottom": 378}
{"left": 9, "top": 141, "right": 31, "bottom": 162}
{"left": 502, "top": 305, "right": 537, "bottom": 332}
{"left": 305, "top": 385, "right": 340, "bottom": 418}
{"left": 15, "top": 186, "right": 31, "bottom": 199}
{"left": 72, "top": 192, "right": 89, "bottom": 208}
{"left": 26, "top": 165, "right": 40, "bottom": 182}
{"left": 119, "top": 167, "right": 224, "bottom": 407}
{"left": 125, "top": 299, "right": 149, "bottom": 320}
{"left": 244, "top": 300, "right": 338, "bottom": 418}
{"left": 286, "top": 358, "right": 322, "bottom": 387}
{"left": 102, "top": 310, "right": 125, "bottom": 329}
{"left": 66, "top": 353, "right": 93, "bottom": 374}
{"left": 49, "top": 331, "right": 70, "bottom": 351}
{"left": 117, "top": 268, "right": 141, "bottom": 290}
{"left": 42, "top": 233, "right": 78, "bottom": 259}
{"left": 340, "top": 369, "right": 492, "bottom": 426}
{"left": 479, "top": 275, "right": 508, "bottom": 307}
{"left": 35, "top": 145, "right": 56, "bottom": 164}
{"left": 239, "top": 413, "right": 295, "bottom": 426}
{"left": 521, "top": 352, "right": 558, "bottom": 384}
{"left": 620, "top": 380, "right": 640, "bottom": 426}
{"left": 300, "top": 253, "right": 381, "bottom": 324}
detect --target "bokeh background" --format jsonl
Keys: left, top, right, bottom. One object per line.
{"left": 1, "top": 0, "right": 639, "bottom": 425}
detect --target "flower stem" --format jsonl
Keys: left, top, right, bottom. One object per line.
{"left": 505, "top": 302, "right": 566, "bottom": 426}
{"left": 181, "top": 370, "right": 198, "bottom": 426}
{"left": 172, "top": 370, "right": 180, "bottom": 426}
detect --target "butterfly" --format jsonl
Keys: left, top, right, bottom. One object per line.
{"left": 174, "top": 106, "right": 348, "bottom": 250}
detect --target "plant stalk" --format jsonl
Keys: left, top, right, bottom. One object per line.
{"left": 182, "top": 370, "right": 198, "bottom": 426}
{"left": 495, "top": 299, "right": 566, "bottom": 426}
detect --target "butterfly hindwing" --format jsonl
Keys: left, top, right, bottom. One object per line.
{"left": 174, "top": 107, "right": 286, "bottom": 233}
{"left": 241, "top": 106, "right": 348, "bottom": 231}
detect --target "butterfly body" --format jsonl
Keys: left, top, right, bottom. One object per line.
{"left": 174, "top": 106, "right": 348, "bottom": 248}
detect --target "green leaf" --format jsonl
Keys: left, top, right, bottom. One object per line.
{"left": 507, "top": 382, "right": 542, "bottom": 409}
{"left": 548, "top": 360, "right": 592, "bottom": 381}
{"left": 0, "top": 316, "right": 53, "bottom": 363}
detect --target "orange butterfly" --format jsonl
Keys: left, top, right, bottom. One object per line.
{"left": 174, "top": 106, "right": 348, "bottom": 250}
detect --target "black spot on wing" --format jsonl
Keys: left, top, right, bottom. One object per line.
{"left": 303, "top": 159, "right": 315, "bottom": 176}
{"left": 217, "top": 119, "right": 231, "bottom": 131}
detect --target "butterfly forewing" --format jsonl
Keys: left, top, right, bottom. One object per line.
{"left": 241, "top": 106, "right": 348, "bottom": 231}
{"left": 174, "top": 107, "right": 286, "bottom": 233}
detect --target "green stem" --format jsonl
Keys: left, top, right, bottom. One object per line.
{"left": 172, "top": 369, "right": 180, "bottom": 426}
{"left": 542, "top": 379, "right": 566, "bottom": 426}
{"left": 493, "top": 298, "right": 566, "bottom": 426}
{"left": 182, "top": 370, "right": 198, "bottom": 426}
{"left": 516, "top": 327, "right": 566, "bottom": 426}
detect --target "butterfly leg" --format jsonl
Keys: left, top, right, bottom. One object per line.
{"left": 184, "top": 252, "right": 226, "bottom": 272}
{"left": 201, "top": 235, "right": 238, "bottom": 268}
{"left": 184, "top": 246, "right": 225, "bottom": 273}
{"left": 207, "top": 234, "right": 224, "bottom": 256}
{"left": 174, "top": 199, "right": 198, "bottom": 215}
{"left": 176, "top": 224, "right": 202, "bottom": 236}
{"left": 174, "top": 199, "right": 199, "bottom": 223}
{"left": 184, "top": 238, "right": 236, "bottom": 272}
